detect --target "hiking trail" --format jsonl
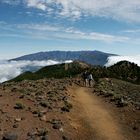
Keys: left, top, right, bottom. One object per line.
{"left": 71, "top": 86, "right": 126, "bottom": 140}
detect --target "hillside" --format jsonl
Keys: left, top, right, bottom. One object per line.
{"left": 11, "top": 50, "right": 117, "bottom": 66}
{"left": 0, "top": 77, "right": 140, "bottom": 140}
{"left": 107, "top": 61, "right": 140, "bottom": 84}
{"left": 95, "top": 78, "right": 140, "bottom": 109}
{"left": 9, "top": 60, "right": 140, "bottom": 85}
{"left": 90, "top": 61, "right": 140, "bottom": 84}
{"left": 9, "top": 61, "right": 90, "bottom": 82}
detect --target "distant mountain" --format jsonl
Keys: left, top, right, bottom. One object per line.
{"left": 11, "top": 51, "right": 117, "bottom": 66}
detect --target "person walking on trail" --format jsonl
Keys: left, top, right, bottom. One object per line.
{"left": 88, "top": 73, "right": 94, "bottom": 87}
{"left": 82, "top": 71, "right": 88, "bottom": 87}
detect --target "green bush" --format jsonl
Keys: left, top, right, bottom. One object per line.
{"left": 14, "top": 102, "right": 25, "bottom": 109}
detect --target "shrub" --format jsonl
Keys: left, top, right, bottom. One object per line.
{"left": 14, "top": 102, "right": 25, "bottom": 109}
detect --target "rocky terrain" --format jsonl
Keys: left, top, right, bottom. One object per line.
{"left": 0, "top": 77, "right": 139, "bottom": 140}
{"left": 0, "top": 78, "right": 76, "bottom": 140}
{"left": 95, "top": 78, "right": 140, "bottom": 109}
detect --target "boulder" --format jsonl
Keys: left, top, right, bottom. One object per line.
{"left": 2, "top": 132, "right": 18, "bottom": 140}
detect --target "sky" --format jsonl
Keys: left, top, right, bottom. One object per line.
{"left": 0, "top": 0, "right": 140, "bottom": 59}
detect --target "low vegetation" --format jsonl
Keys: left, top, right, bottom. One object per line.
{"left": 10, "top": 61, "right": 89, "bottom": 82}
{"left": 8, "top": 60, "right": 140, "bottom": 85}
{"left": 91, "top": 61, "right": 140, "bottom": 84}
{"left": 14, "top": 102, "right": 25, "bottom": 110}
{"left": 95, "top": 78, "right": 140, "bottom": 109}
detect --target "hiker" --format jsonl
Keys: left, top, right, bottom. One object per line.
{"left": 88, "top": 73, "right": 94, "bottom": 87}
{"left": 82, "top": 71, "right": 88, "bottom": 87}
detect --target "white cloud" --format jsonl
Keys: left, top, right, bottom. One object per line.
{"left": 0, "top": 22, "right": 130, "bottom": 43}
{"left": 106, "top": 55, "right": 140, "bottom": 67}
{"left": 2, "top": 0, "right": 140, "bottom": 23}
{"left": 25, "top": 0, "right": 46, "bottom": 10}
{"left": 87, "top": 32, "right": 129, "bottom": 43}
{"left": 123, "top": 29, "right": 140, "bottom": 33}
{"left": 1, "top": 0, "right": 20, "bottom": 5}
{"left": 15, "top": 23, "right": 130, "bottom": 43}
{"left": 17, "top": 24, "right": 60, "bottom": 32}
{"left": 0, "top": 60, "right": 72, "bottom": 83}
{"left": 53, "top": 0, "right": 140, "bottom": 22}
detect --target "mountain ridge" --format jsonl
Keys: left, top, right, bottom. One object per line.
{"left": 9, "top": 60, "right": 140, "bottom": 85}
{"left": 11, "top": 50, "right": 117, "bottom": 66}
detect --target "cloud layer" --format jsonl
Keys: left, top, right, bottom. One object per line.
{"left": 0, "top": 60, "right": 72, "bottom": 83}
{"left": 2, "top": 0, "right": 140, "bottom": 23}
{"left": 0, "top": 22, "right": 130, "bottom": 43}
{"left": 106, "top": 55, "right": 140, "bottom": 67}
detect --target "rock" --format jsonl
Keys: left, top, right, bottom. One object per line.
{"left": 27, "top": 107, "right": 31, "bottom": 111}
{"left": 136, "top": 106, "right": 140, "bottom": 110}
{"left": 36, "top": 96, "right": 44, "bottom": 101}
{"left": 14, "top": 118, "right": 22, "bottom": 122}
{"left": 41, "top": 135, "right": 48, "bottom": 140}
{"left": 37, "top": 128, "right": 48, "bottom": 136}
{"left": 14, "top": 103, "right": 25, "bottom": 109}
{"left": 53, "top": 123, "right": 62, "bottom": 129}
{"left": 13, "top": 124, "right": 19, "bottom": 128}
{"left": 61, "top": 106, "right": 70, "bottom": 112}
{"left": 0, "top": 109, "right": 6, "bottom": 114}
{"left": 40, "top": 115, "right": 47, "bottom": 122}
{"left": 40, "top": 110, "right": 47, "bottom": 114}
{"left": 19, "top": 95, "right": 24, "bottom": 99}
{"left": 2, "top": 132, "right": 18, "bottom": 140}
{"left": 33, "top": 114, "right": 38, "bottom": 118}
{"left": 61, "top": 101, "right": 73, "bottom": 112}
{"left": 27, "top": 131, "right": 38, "bottom": 140}
{"left": 32, "top": 110, "right": 39, "bottom": 115}
{"left": 38, "top": 112, "right": 44, "bottom": 118}
{"left": 62, "top": 136, "right": 68, "bottom": 140}
{"left": 117, "top": 98, "right": 128, "bottom": 107}
{"left": 62, "top": 96, "right": 68, "bottom": 101}
{"left": 59, "top": 127, "right": 64, "bottom": 132}
{"left": 40, "top": 101, "right": 49, "bottom": 108}
{"left": 27, "top": 131, "right": 37, "bottom": 137}
{"left": 49, "top": 119, "right": 63, "bottom": 129}
{"left": 11, "top": 88, "right": 17, "bottom": 92}
{"left": 27, "top": 138, "right": 36, "bottom": 140}
{"left": 133, "top": 126, "right": 138, "bottom": 131}
{"left": 21, "top": 117, "right": 26, "bottom": 120}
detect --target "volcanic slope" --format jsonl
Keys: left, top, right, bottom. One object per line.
{"left": 0, "top": 78, "right": 139, "bottom": 140}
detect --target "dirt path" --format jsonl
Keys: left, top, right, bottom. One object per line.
{"left": 73, "top": 86, "right": 126, "bottom": 140}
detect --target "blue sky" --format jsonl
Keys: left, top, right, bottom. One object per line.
{"left": 0, "top": 0, "right": 140, "bottom": 59}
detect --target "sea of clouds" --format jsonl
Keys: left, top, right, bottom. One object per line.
{"left": 0, "top": 60, "right": 72, "bottom": 83}
{"left": 105, "top": 55, "right": 140, "bottom": 67}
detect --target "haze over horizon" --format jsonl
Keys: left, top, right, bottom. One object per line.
{"left": 0, "top": 0, "right": 140, "bottom": 59}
